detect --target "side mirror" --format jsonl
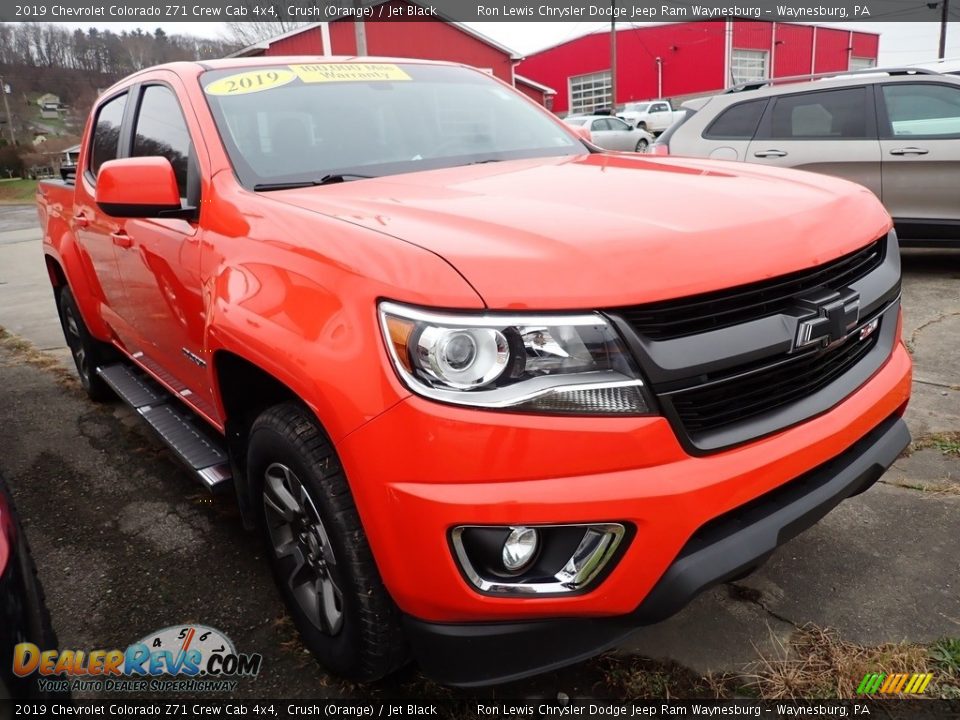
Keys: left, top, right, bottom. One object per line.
{"left": 96, "top": 157, "right": 183, "bottom": 218}
{"left": 572, "top": 126, "right": 592, "bottom": 143}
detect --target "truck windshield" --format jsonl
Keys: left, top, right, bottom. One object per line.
{"left": 624, "top": 103, "right": 650, "bottom": 112}
{"left": 200, "top": 63, "right": 583, "bottom": 189}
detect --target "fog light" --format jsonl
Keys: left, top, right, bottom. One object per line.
{"left": 502, "top": 526, "right": 539, "bottom": 572}
{"left": 451, "top": 522, "right": 627, "bottom": 596}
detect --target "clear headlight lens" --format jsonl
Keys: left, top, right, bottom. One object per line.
{"left": 378, "top": 301, "right": 653, "bottom": 415}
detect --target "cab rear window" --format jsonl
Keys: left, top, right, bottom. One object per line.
{"left": 90, "top": 92, "right": 127, "bottom": 177}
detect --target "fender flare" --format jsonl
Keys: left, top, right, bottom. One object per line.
{"left": 46, "top": 232, "right": 112, "bottom": 342}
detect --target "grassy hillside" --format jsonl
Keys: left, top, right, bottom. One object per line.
{"left": 0, "top": 178, "right": 38, "bottom": 203}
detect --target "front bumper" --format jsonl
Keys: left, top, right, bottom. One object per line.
{"left": 339, "top": 335, "right": 910, "bottom": 621}
{"left": 403, "top": 413, "right": 910, "bottom": 686}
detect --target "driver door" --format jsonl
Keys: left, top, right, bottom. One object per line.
{"left": 110, "top": 78, "right": 216, "bottom": 420}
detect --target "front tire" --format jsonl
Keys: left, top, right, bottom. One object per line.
{"left": 635, "top": 138, "right": 649, "bottom": 153}
{"left": 248, "top": 403, "right": 408, "bottom": 681}
{"left": 57, "top": 286, "right": 114, "bottom": 402}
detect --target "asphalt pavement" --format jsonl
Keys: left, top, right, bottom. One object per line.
{"left": 0, "top": 205, "right": 957, "bottom": 698}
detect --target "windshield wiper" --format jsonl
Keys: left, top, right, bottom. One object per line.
{"left": 254, "top": 173, "right": 375, "bottom": 191}
{"left": 253, "top": 181, "right": 317, "bottom": 191}
{"left": 316, "top": 173, "right": 375, "bottom": 184}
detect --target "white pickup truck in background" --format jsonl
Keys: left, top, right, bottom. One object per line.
{"left": 618, "top": 100, "right": 683, "bottom": 133}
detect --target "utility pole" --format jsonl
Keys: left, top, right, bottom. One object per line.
{"left": 610, "top": 0, "right": 617, "bottom": 111}
{"left": 0, "top": 77, "right": 15, "bottom": 146}
{"left": 353, "top": 0, "right": 367, "bottom": 55}
{"left": 939, "top": 0, "right": 950, "bottom": 59}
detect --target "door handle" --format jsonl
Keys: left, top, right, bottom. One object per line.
{"left": 889, "top": 147, "right": 929, "bottom": 156}
{"left": 110, "top": 230, "right": 133, "bottom": 249}
{"left": 754, "top": 149, "right": 788, "bottom": 158}
{"left": 72, "top": 213, "right": 89, "bottom": 229}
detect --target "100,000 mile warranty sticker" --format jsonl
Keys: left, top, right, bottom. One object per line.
{"left": 290, "top": 63, "right": 411, "bottom": 83}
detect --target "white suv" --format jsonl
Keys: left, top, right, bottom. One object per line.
{"left": 653, "top": 68, "right": 960, "bottom": 247}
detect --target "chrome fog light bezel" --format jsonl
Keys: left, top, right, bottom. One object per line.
{"left": 450, "top": 523, "right": 628, "bottom": 596}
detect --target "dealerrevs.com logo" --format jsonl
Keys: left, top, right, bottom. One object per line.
{"left": 13, "top": 624, "right": 262, "bottom": 693}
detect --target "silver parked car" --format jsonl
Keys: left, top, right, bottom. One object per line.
{"left": 653, "top": 68, "right": 960, "bottom": 247}
{"left": 564, "top": 115, "right": 655, "bottom": 153}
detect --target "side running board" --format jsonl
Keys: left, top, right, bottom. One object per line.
{"left": 96, "top": 364, "right": 231, "bottom": 492}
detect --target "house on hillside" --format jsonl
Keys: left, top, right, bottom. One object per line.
{"left": 62, "top": 144, "right": 80, "bottom": 166}
{"left": 37, "top": 93, "right": 64, "bottom": 119}
{"left": 36, "top": 93, "right": 61, "bottom": 108}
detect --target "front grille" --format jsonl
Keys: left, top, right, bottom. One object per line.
{"left": 615, "top": 238, "right": 885, "bottom": 340}
{"left": 668, "top": 329, "right": 879, "bottom": 435}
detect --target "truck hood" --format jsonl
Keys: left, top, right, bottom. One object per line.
{"left": 267, "top": 154, "right": 891, "bottom": 309}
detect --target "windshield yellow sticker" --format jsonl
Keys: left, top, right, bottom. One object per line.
{"left": 290, "top": 63, "right": 411, "bottom": 84}
{"left": 205, "top": 69, "right": 296, "bottom": 96}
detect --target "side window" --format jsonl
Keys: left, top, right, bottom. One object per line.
{"left": 131, "top": 85, "right": 193, "bottom": 199}
{"left": 651, "top": 103, "right": 668, "bottom": 113}
{"left": 882, "top": 83, "right": 960, "bottom": 138}
{"left": 704, "top": 99, "right": 767, "bottom": 139}
{"left": 90, "top": 93, "right": 127, "bottom": 177}
{"left": 591, "top": 119, "right": 609, "bottom": 131}
{"left": 608, "top": 118, "right": 630, "bottom": 131}
{"left": 768, "top": 87, "right": 869, "bottom": 139}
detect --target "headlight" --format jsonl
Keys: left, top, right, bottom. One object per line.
{"left": 378, "top": 301, "right": 653, "bottom": 415}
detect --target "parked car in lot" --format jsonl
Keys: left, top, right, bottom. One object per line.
{"left": 0, "top": 471, "right": 59, "bottom": 699}
{"left": 564, "top": 115, "right": 654, "bottom": 152}
{"left": 652, "top": 68, "right": 960, "bottom": 247}
{"left": 37, "top": 56, "right": 911, "bottom": 686}
{"left": 618, "top": 99, "right": 683, "bottom": 133}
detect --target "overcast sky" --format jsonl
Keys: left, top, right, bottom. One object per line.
{"left": 41, "top": 21, "right": 960, "bottom": 63}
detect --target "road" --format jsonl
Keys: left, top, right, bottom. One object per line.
{"left": 1, "top": 205, "right": 957, "bottom": 698}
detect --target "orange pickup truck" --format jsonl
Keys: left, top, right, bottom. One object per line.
{"left": 36, "top": 57, "right": 911, "bottom": 686}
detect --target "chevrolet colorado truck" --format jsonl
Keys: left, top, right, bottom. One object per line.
{"left": 36, "top": 57, "right": 912, "bottom": 686}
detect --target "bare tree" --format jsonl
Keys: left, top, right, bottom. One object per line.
{"left": 222, "top": 20, "right": 309, "bottom": 49}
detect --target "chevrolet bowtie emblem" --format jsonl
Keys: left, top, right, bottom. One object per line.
{"left": 794, "top": 287, "right": 861, "bottom": 350}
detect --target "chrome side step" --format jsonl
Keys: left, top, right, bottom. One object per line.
{"left": 96, "top": 364, "right": 231, "bottom": 492}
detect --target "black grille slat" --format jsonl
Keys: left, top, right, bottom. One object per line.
{"left": 673, "top": 339, "right": 870, "bottom": 414}
{"left": 645, "top": 252, "right": 882, "bottom": 328}
{"left": 616, "top": 239, "right": 885, "bottom": 340}
{"left": 674, "top": 343, "right": 874, "bottom": 430}
{"left": 669, "top": 333, "right": 878, "bottom": 433}
{"left": 675, "top": 351, "right": 869, "bottom": 429}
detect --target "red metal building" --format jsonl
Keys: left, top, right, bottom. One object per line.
{"left": 230, "top": 9, "right": 556, "bottom": 107}
{"left": 517, "top": 22, "right": 880, "bottom": 115}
